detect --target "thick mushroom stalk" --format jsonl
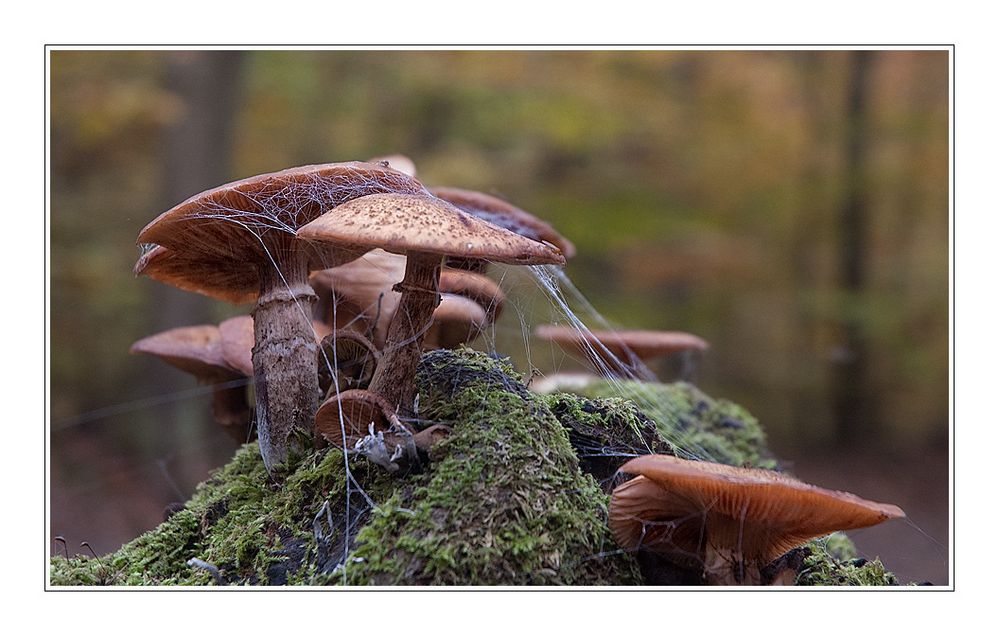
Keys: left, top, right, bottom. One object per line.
{"left": 251, "top": 249, "right": 319, "bottom": 468}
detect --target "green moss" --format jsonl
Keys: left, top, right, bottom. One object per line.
{"left": 341, "top": 349, "right": 641, "bottom": 585}
{"left": 550, "top": 379, "right": 776, "bottom": 469}
{"left": 797, "top": 533, "right": 899, "bottom": 586}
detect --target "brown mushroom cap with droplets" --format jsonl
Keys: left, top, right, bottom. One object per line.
{"left": 431, "top": 186, "right": 576, "bottom": 259}
{"left": 535, "top": 325, "right": 709, "bottom": 362}
{"left": 138, "top": 161, "right": 426, "bottom": 264}
{"left": 610, "top": 455, "right": 905, "bottom": 582}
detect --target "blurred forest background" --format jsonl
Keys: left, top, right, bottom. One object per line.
{"left": 49, "top": 49, "right": 950, "bottom": 584}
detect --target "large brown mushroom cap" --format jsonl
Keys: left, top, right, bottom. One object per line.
{"left": 137, "top": 161, "right": 428, "bottom": 266}
{"left": 296, "top": 192, "right": 566, "bottom": 266}
{"left": 536, "top": 325, "right": 709, "bottom": 362}
{"left": 610, "top": 455, "right": 905, "bottom": 571}
{"left": 431, "top": 186, "right": 576, "bottom": 259}
{"left": 130, "top": 324, "right": 236, "bottom": 380}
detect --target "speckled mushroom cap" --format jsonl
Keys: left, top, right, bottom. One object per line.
{"left": 218, "top": 315, "right": 332, "bottom": 377}
{"left": 134, "top": 245, "right": 258, "bottom": 305}
{"left": 296, "top": 192, "right": 566, "bottom": 266}
{"left": 610, "top": 455, "right": 905, "bottom": 566}
{"left": 535, "top": 325, "right": 709, "bottom": 361}
{"left": 130, "top": 324, "right": 238, "bottom": 379}
{"left": 430, "top": 186, "right": 576, "bottom": 259}
{"left": 137, "top": 161, "right": 428, "bottom": 267}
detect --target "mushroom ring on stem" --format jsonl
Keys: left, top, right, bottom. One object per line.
{"left": 297, "top": 192, "right": 565, "bottom": 416}
{"left": 136, "top": 161, "right": 428, "bottom": 473}
{"left": 609, "top": 454, "right": 905, "bottom": 585}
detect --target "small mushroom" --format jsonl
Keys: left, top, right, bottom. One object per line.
{"left": 423, "top": 294, "right": 490, "bottom": 350}
{"left": 317, "top": 329, "right": 380, "bottom": 397}
{"left": 297, "top": 192, "right": 565, "bottom": 416}
{"left": 309, "top": 249, "right": 406, "bottom": 346}
{"left": 438, "top": 269, "right": 506, "bottom": 323}
{"left": 609, "top": 454, "right": 905, "bottom": 585}
{"left": 315, "top": 388, "right": 398, "bottom": 448}
{"left": 136, "top": 161, "right": 427, "bottom": 472}
{"left": 130, "top": 325, "right": 251, "bottom": 443}
{"left": 535, "top": 324, "right": 709, "bottom": 379}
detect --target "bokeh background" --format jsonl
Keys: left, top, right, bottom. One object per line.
{"left": 49, "top": 49, "right": 950, "bottom": 584}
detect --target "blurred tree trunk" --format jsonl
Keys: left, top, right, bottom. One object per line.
{"left": 831, "top": 51, "right": 876, "bottom": 447}
{"left": 149, "top": 51, "right": 245, "bottom": 439}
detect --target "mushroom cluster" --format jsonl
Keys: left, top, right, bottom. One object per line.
{"left": 135, "top": 157, "right": 564, "bottom": 473}
{"left": 133, "top": 155, "right": 905, "bottom": 586}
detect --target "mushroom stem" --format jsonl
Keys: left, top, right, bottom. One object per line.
{"left": 251, "top": 250, "right": 319, "bottom": 472}
{"left": 703, "top": 545, "right": 761, "bottom": 586}
{"left": 209, "top": 382, "right": 252, "bottom": 444}
{"left": 367, "top": 252, "right": 441, "bottom": 416}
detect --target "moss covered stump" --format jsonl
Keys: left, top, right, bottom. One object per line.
{"left": 49, "top": 349, "right": 901, "bottom": 586}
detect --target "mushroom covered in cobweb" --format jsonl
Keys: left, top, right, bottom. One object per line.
{"left": 431, "top": 187, "right": 577, "bottom": 268}
{"left": 609, "top": 454, "right": 905, "bottom": 585}
{"left": 136, "top": 161, "right": 428, "bottom": 472}
{"left": 297, "top": 192, "right": 565, "bottom": 416}
{"left": 130, "top": 325, "right": 251, "bottom": 443}
{"left": 535, "top": 324, "right": 709, "bottom": 380}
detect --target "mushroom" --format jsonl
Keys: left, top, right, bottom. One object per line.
{"left": 316, "top": 329, "right": 380, "bottom": 397}
{"left": 535, "top": 325, "right": 709, "bottom": 380}
{"left": 297, "top": 192, "right": 565, "bottom": 415}
{"left": 609, "top": 454, "right": 905, "bottom": 585}
{"left": 423, "top": 294, "right": 490, "bottom": 350}
{"left": 309, "top": 249, "right": 406, "bottom": 345}
{"left": 136, "top": 161, "right": 428, "bottom": 472}
{"left": 130, "top": 325, "right": 251, "bottom": 443}
{"left": 438, "top": 268, "right": 506, "bottom": 322}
